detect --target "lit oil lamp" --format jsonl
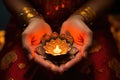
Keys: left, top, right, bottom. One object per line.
{"left": 43, "top": 38, "right": 71, "bottom": 56}
{"left": 36, "top": 32, "right": 79, "bottom": 65}
{"left": 53, "top": 45, "right": 62, "bottom": 54}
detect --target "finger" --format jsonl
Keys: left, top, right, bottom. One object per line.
{"left": 25, "top": 46, "right": 35, "bottom": 60}
{"left": 59, "top": 42, "right": 80, "bottom": 71}
{"left": 34, "top": 53, "right": 50, "bottom": 68}
{"left": 82, "top": 30, "right": 93, "bottom": 51}
{"left": 60, "top": 24, "right": 67, "bottom": 34}
{"left": 34, "top": 53, "right": 60, "bottom": 72}
{"left": 74, "top": 43, "right": 87, "bottom": 58}
{"left": 45, "top": 24, "right": 52, "bottom": 35}
{"left": 31, "top": 32, "right": 49, "bottom": 45}
{"left": 22, "top": 31, "right": 31, "bottom": 48}
{"left": 47, "top": 62, "right": 61, "bottom": 73}
{"left": 60, "top": 52, "right": 82, "bottom": 72}
{"left": 22, "top": 33, "right": 35, "bottom": 59}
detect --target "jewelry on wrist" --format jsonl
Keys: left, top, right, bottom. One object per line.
{"left": 18, "top": 7, "right": 43, "bottom": 23}
{"left": 75, "top": 6, "right": 96, "bottom": 25}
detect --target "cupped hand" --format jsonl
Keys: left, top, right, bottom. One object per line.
{"left": 22, "top": 17, "right": 60, "bottom": 72}
{"left": 60, "top": 15, "right": 93, "bottom": 73}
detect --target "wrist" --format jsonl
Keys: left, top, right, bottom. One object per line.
{"left": 28, "top": 16, "right": 44, "bottom": 23}
{"left": 70, "top": 14, "right": 86, "bottom": 22}
{"left": 18, "top": 6, "right": 44, "bottom": 23}
{"left": 73, "top": 6, "right": 96, "bottom": 25}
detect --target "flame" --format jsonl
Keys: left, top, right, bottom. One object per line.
{"left": 43, "top": 38, "right": 71, "bottom": 56}
{"left": 53, "top": 45, "right": 62, "bottom": 54}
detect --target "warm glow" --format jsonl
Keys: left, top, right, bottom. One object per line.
{"left": 43, "top": 38, "right": 71, "bottom": 56}
{"left": 53, "top": 45, "right": 62, "bottom": 54}
{"left": 0, "top": 30, "right": 5, "bottom": 51}
{"left": 55, "top": 6, "right": 59, "bottom": 11}
{"left": 61, "top": 4, "right": 65, "bottom": 8}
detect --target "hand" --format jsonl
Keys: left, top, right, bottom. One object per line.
{"left": 22, "top": 17, "right": 60, "bottom": 72}
{"left": 60, "top": 15, "right": 93, "bottom": 73}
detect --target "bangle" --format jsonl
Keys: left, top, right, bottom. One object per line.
{"left": 18, "top": 7, "right": 42, "bottom": 23}
{"left": 75, "top": 6, "right": 96, "bottom": 25}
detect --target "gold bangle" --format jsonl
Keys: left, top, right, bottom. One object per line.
{"left": 18, "top": 7, "right": 40, "bottom": 23}
{"left": 76, "top": 6, "right": 96, "bottom": 25}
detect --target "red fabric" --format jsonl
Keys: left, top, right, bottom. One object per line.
{"left": 0, "top": 44, "right": 36, "bottom": 80}
{"left": 0, "top": 0, "right": 118, "bottom": 80}
{"left": 91, "top": 33, "right": 111, "bottom": 80}
{"left": 0, "top": 30, "right": 117, "bottom": 80}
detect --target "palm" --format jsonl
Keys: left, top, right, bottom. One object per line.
{"left": 60, "top": 15, "right": 92, "bottom": 72}
{"left": 22, "top": 18, "right": 60, "bottom": 72}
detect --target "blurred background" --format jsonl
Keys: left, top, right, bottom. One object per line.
{"left": 0, "top": 0, "right": 10, "bottom": 30}
{"left": 0, "top": 0, "right": 10, "bottom": 51}
{"left": 0, "top": 0, "right": 120, "bottom": 79}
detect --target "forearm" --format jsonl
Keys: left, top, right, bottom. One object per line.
{"left": 3, "top": 0, "right": 41, "bottom": 23}
{"left": 85, "top": 0, "right": 114, "bottom": 16}
{"left": 74, "top": 0, "right": 115, "bottom": 25}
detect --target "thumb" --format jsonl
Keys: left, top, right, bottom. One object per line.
{"left": 22, "top": 44, "right": 35, "bottom": 60}
{"left": 80, "top": 46, "right": 88, "bottom": 58}
{"left": 81, "top": 50, "right": 87, "bottom": 58}
{"left": 60, "top": 28, "right": 66, "bottom": 35}
{"left": 26, "top": 47, "right": 35, "bottom": 60}
{"left": 60, "top": 23, "right": 68, "bottom": 34}
{"left": 22, "top": 33, "right": 35, "bottom": 60}
{"left": 60, "top": 28, "right": 71, "bottom": 37}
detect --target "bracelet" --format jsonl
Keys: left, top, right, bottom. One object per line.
{"left": 76, "top": 6, "right": 96, "bottom": 25}
{"left": 18, "top": 7, "right": 41, "bottom": 23}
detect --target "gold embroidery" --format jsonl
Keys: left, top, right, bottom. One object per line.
{"left": 8, "top": 77, "right": 14, "bottom": 80}
{"left": 80, "top": 66, "right": 91, "bottom": 74}
{"left": 18, "top": 63, "right": 26, "bottom": 69}
{"left": 97, "top": 68, "right": 104, "bottom": 73}
{"left": 108, "top": 58, "right": 120, "bottom": 79}
{"left": 89, "top": 41, "right": 101, "bottom": 54}
{"left": 0, "top": 51, "right": 17, "bottom": 70}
